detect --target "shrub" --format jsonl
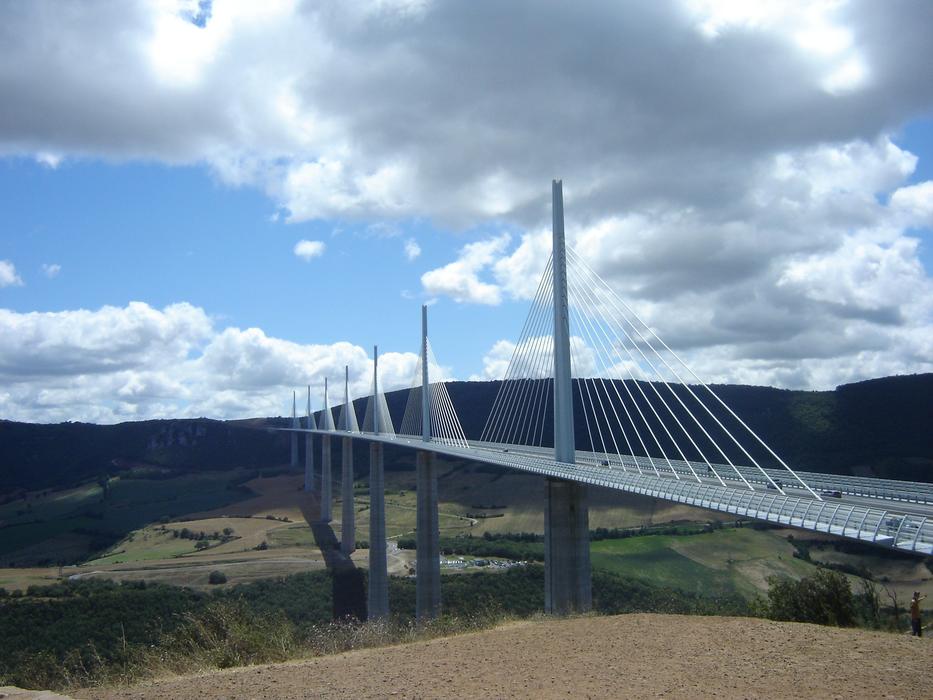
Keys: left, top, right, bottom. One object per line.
{"left": 764, "top": 569, "right": 856, "bottom": 626}
{"left": 208, "top": 571, "right": 228, "bottom": 585}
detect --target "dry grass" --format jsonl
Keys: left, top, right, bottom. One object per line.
{"left": 76, "top": 613, "right": 932, "bottom": 700}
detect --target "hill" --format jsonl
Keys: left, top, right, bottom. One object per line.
{"left": 74, "top": 613, "right": 930, "bottom": 699}
{"left": 429, "top": 373, "right": 933, "bottom": 482}
{"left": 0, "top": 419, "right": 287, "bottom": 493}
{"left": 1, "top": 373, "right": 932, "bottom": 496}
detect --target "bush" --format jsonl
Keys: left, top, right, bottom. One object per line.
{"left": 764, "top": 569, "right": 856, "bottom": 626}
{"left": 208, "top": 571, "right": 228, "bottom": 585}
{"left": 159, "top": 600, "right": 295, "bottom": 669}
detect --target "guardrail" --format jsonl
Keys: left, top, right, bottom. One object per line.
{"left": 284, "top": 429, "right": 933, "bottom": 556}
{"left": 467, "top": 446, "right": 933, "bottom": 556}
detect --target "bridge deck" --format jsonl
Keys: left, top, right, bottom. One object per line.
{"left": 283, "top": 428, "right": 933, "bottom": 556}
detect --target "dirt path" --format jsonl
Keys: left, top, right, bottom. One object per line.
{"left": 77, "top": 614, "right": 930, "bottom": 699}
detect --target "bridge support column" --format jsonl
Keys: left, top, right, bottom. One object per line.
{"left": 545, "top": 480, "right": 591, "bottom": 614}
{"left": 290, "top": 432, "right": 298, "bottom": 468}
{"left": 368, "top": 441, "right": 389, "bottom": 619}
{"left": 304, "top": 433, "right": 314, "bottom": 492}
{"left": 320, "top": 435, "right": 332, "bottom": 523}
{"left": 341, "top": 437, "right": 355, "bottom": 554}
{"left": 416, "top": 451, "right": 440, "bottom": 620}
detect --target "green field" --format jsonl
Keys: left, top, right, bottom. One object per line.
{"left": 590, "top": 528, "right": 816, "bottom": 599}
{"left": 268, "top": 522, "right": 316, "bottom": 547}
{"left": 0, "top": 470, "right": 259, "bottom": 565}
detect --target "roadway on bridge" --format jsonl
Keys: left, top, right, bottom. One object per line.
{"left": 288, "top": 428, "right": 933, "bottom": 554}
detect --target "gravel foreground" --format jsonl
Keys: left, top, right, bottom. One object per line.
{"left": 74, "top": 613, "right": 929, "bottom": 700}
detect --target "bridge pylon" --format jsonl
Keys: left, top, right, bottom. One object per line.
{"left": 416, "top": 304, "right": 441, "bottom": 620}
{"left": 546, "top": 179, "right": 592, "bottom": 614}
{"left": 304, "top": 385, "right": 315, "bottom": 492}
{"left": 290, "top": 391, "right": 299, "bottom": 467}
{"left": 368, "top": 345, "right": 390, "bottom": 619}
{"left": 341, "top": 366, "right": 356, "bottom": 554}
{"left": 320, "top": 378, "right": 333, "bottom": 523}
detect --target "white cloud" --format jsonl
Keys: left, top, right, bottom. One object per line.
{"left": 404, "top": 238, "right": 421, "bottom": 260}
{"left": 0, "top": 301, "right": 418, "bottom": 423}
{"left": 41, "top": 263, "right": 61, "bottom": 278}
{"left": 447, "top": 136, "right": 933, "bottom": 389}
{"left": 0, "top": 260, "right": 23, "bottom": 287}
{"left": 293, "top": 239, "right": 326, "bottom": 261}
{"left": 421, "top": 235, "right": 509, "bottom": 305}
{"left": 1, "top": 1, "right": 933, "bottom": 392}
{"left": 35, "top": 152, "right": 62, "bottom": 168}
{"left": 891, "top": 181, "right": 933, "bottom": 227}
{"left": 470, "top": 339, "right": 515, "bottom": 381}
{"left": 472, "top": 335, "right": 597, "bottom": 381}
{"left": 1, "top": 1, "right": 931, "bottom": 226}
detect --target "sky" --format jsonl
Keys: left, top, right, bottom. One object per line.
{"left": 1, "top": 0, "right": 932, "bottom": 424}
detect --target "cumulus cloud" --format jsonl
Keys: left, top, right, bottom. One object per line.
{"left": 471, "top": 336, "right": 597, "bottom": 381}
{"left": 456, "top": 137, "right": 933, "bottom": 389}
{"left": 1, "top": 1, "right": 931, "bottom": 227}
{"left": 891, "top": 181, "right": 933, "bottom": 226}
{"left": 293, "top": 239, "right": 326, "bottom": 261}
{"left": 404, "top": 238, "right": 421, "bottom": 260}
{"left": 2, "top": 1, "right": 933, "bottom": 393}
{"left": 420, "top": 235, "right": 509, "bottom": 304}
{"left": 0, "top": 261, "right": 23, "bottom": 287}
{"left": 0, "top": 301, "right": 417, "bottom": 423}
{"left": 41, "top": 263, "right": 61, "bottom": 278}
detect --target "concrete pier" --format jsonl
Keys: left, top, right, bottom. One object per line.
{"left": 545, "top": 180, "right": 592, "bottom": 615}
{"left": 341, "top": 437, "right": 355, "bottom": 554}
{"left": 304, "top": 433, "right": 314, "bottom": 492}
{"left": 290, "top": 391, "right": 299, "bottom": 467}
{"left": 544, "top": 478, "right": 591, "bottom": 614}
{"left": 416, "top": 450, "right": 440, "bottom": 620}
{"left": 367, "top": 441, "right": 389, "bottom": 619}
{"left": 320, "top": 435, "right": 333, "bottom": 523}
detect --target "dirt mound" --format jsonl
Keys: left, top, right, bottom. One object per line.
{"left": 0, "top": 688, "right": 73, "bottom": 700}
{"left": 77, "top": 614, "right": 929, "bottom": 699}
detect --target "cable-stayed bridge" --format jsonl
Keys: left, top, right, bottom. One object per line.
{"left": 281, "top": 181, "right": 933, "bottom": 620}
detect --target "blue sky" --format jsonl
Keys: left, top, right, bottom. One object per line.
{"left": 0, "top": 158, "right": 525, "bottom": 374}
{"left": 1, "top": 1, "right": 932, "bottom": 423}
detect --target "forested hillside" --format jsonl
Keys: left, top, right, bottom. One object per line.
{"left": 1, "top": 373, "right": 931, "bottom": 495}
{"left": 0, "top": 419, "right": 287, "bottom": 493}
{"left": 428, "top": 374, "right": 933, "bottom": 482}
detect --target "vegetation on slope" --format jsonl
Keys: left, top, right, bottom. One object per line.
{"left": 1, "top": 559, "right": 906, "bottom": 692}
{"left": 0, "top": 418, "right": 287, "bottom": 493}
{"left": 0, "top": 564, "right": 754, "bottom": 690}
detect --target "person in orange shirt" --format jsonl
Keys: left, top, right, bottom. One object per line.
{"left": 910, "top": 591, "right": 926, "bottom": 637}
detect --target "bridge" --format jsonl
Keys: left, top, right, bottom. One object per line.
{"left": 280, "top": 181, "right": 933, "bottom": 621}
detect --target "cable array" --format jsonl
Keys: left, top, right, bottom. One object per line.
{"left": 481, "top": 247, "right": 818, "bottom": 498}
{"left": 318, "top": 381, "right": 335, "bottom": 431}
{"left": 362, "top": 375, "right": 395, "bottom": 436}
{"left": 399, "top": 340, "right": 469, "bottom": 448}
{"left": 339, "top": 392, "right": 360, "bottom": 432}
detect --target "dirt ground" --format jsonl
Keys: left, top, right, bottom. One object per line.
{"left": 75, "top": 613, "right": 930, "bottom": 700}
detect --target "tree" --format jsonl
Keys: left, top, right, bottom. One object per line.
{"left": 765, "top": 569, "right": 856, "bottom": 626}
{"left": 208, "top": 570, "right": 227, "bottom": 585}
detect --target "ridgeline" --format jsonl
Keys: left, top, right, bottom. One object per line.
{"left": 1, "top": 373, "right": 932, "bottom": 495}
